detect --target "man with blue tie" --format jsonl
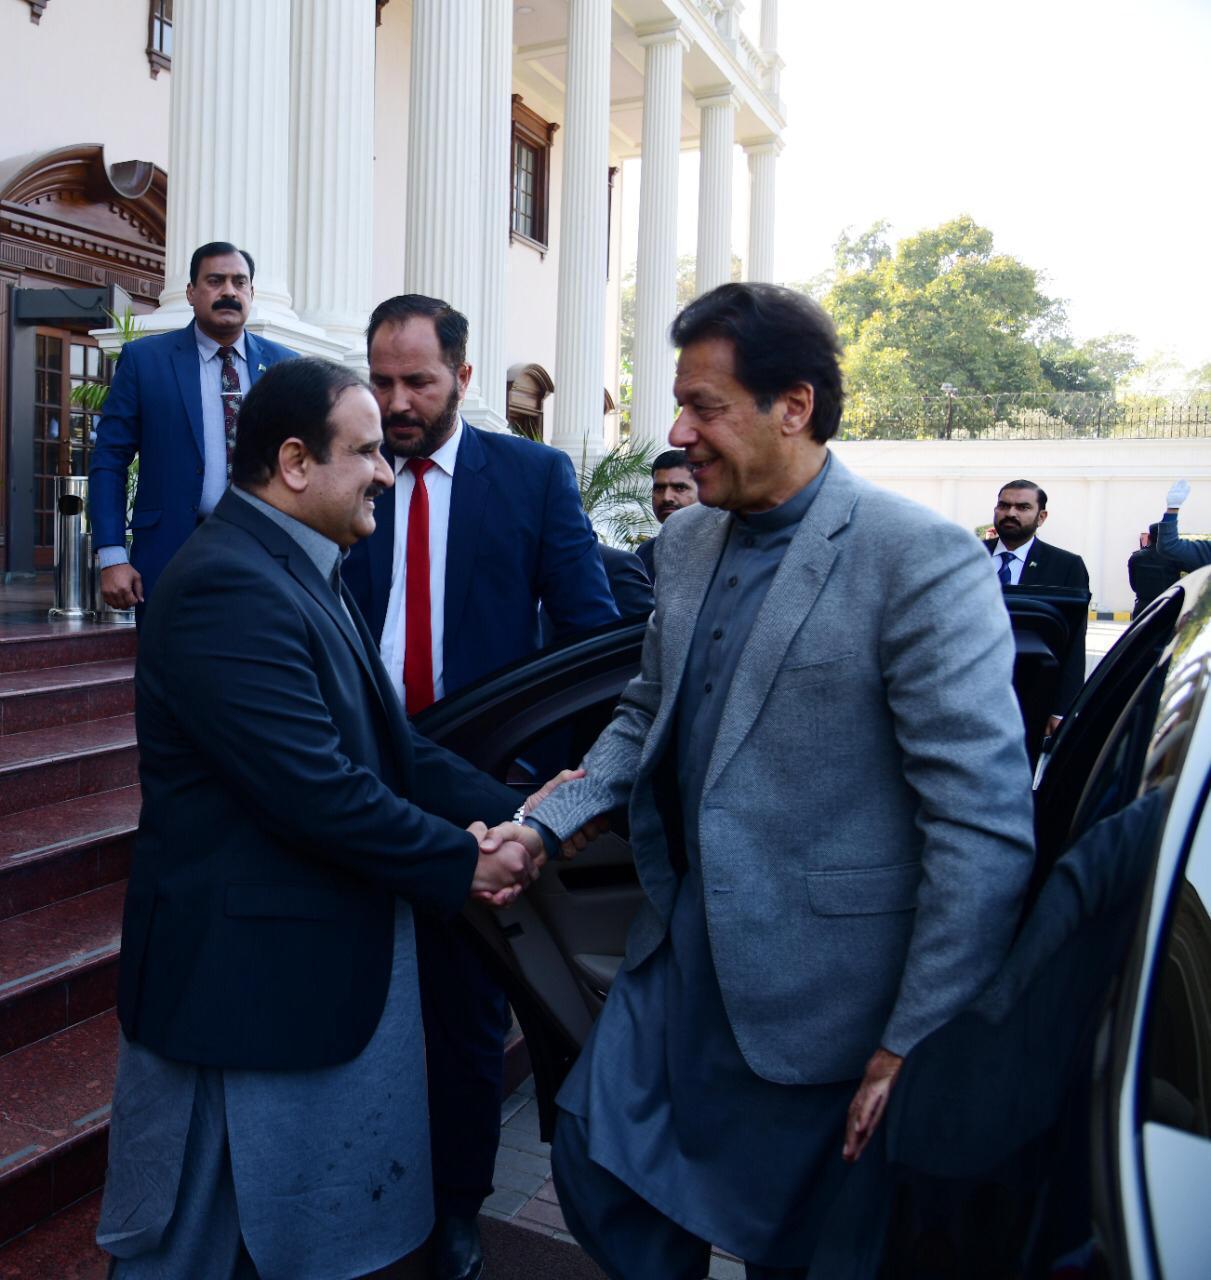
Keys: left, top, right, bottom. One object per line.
{"left": 343, "top": 293, "right": 618, "bottom": 1280}
{"left": 89, "top": 241, "right": 295, "bottom": 610}
{"left": 984, "top": 479, "right": 1089, "bottom": 733}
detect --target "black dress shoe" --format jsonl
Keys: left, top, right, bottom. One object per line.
{"left": 430, "top": 1214, "right": 485, "bottom": 1280}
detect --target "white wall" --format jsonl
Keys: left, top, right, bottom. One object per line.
{"left": 832, "top": 437, "right": 1211, "bottom": 614}
{"left": 0, "top": 0, "right": 169, "bottom": 168}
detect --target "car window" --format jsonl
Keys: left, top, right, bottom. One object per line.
{"left": 1142, "top": 800, "right": 1211, "bottom": 1139}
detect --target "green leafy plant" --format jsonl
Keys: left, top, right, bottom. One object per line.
{"left": 576, "top": 439, "right": 659, "bottom": 549}
{"left": 70, "top": 308, "right": 145, "bottom": 518}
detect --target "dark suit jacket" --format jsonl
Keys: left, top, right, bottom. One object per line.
{"left": 344, "top": 422, "right": 619, "bottom": 693}
{"left": 117, "top": 491, "right": 519, "bottom": 1070}
{"left": 89, "top": 320, "right": 295, "bottom": 600}
{"left": 986, "top": 536, "right": 1090, "bottom": 714}
{"left": 1127, "top": 547, "right": 1181, "bottom": 617}
{"left": 599, "top": 544, "right": 654, "bottom": 619}
{"left": 635, "top": 535, "right": 657, "bottom": 584}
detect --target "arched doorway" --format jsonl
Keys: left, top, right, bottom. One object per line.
{"left": 0, "top": 144, "right": 166, "bottom": 572}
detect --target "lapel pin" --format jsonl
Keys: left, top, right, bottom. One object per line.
{"left": 257, "top": 362, "right": 267, "bottom": 373}
{"left": 1029, "top": 561, "right": 1038, "bottom": 569}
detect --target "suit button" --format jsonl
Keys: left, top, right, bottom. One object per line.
{"left": 704, "top": 682, "right": 713, "bottom": 693}
{"left": 728, "top": 575, "right": 738, "bottom": 587}
{"left": 712, "top": 628, "right": 723, "bottom": 640}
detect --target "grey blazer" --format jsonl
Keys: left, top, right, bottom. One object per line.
{"left": 533, "top": 454, "right": 1035, "bottom": 1085}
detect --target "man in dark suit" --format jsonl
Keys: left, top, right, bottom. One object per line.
{"left": 97, "top": 358, "right": 543, "bottom": 1279}
{"left": 635, "top": 447, "right": 698, "bottom": 583}
{"left": 89, "top": 241, "right": 295, "bottom": 610}
{"left": 985, "top": 479, "right": 1090, "bottom": 732}
{"left": 1128, "top": 523, "right": 1181, "bottom": 617}
{"left": 343, "top": 294, "right": 618, "bottom": 1280}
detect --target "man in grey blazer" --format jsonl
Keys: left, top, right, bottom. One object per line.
{"left": 529, "top": 284, "right": 1036, "bottom": 1279}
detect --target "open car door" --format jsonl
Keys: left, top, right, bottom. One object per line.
{"left": 413, "top": 587, "right": 1163, "bottom": 1146}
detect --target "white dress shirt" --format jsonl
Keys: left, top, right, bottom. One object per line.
{"left": 990, "top": 535, "right": 1035, "bottom": 586}
{"left": 378, "top": 420, "right": 462, "bottom": 705}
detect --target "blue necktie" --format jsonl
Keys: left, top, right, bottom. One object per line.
{"left": 998, "top": 551, "right": 1014, "bottom": 586}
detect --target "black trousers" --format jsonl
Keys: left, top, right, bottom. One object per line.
{"left": 415, "top": 911, "right": 512, "bottom": 1218}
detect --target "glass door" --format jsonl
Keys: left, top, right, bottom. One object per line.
{"left": 33, "top": 328, "right": 108, "bottom": 566}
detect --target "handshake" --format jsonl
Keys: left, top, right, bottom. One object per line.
{"left": 464, "top": 767, "right": 611, "bottom": 909}
{"left": 466, "top": 820, "right": 546, "bottom": 909}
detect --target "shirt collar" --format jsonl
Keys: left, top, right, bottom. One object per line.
{"left": 196, "top": 327, "right": 248, "bottom": 362}
{"left": 993, "top": 535, "right": 1035, "bottom": 562}
{"left": 394, "top": 418, "right": 463, "bottom": 479}
{"left": 230, "top": 486, "right": 342, "bottom": 583}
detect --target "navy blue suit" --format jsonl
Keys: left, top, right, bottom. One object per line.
{"left": 89, "top": 321, "right": 295, "bottom": 601}
{"left": 344, "top": 421, "right": 618, "bottom": 1217}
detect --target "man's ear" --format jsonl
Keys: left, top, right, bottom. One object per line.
{"left": 1037, "top": 507, "right": 1049, "bottom": 528}
{"left": 782, "top": 382, "right": 815, "bottom": 438}
{"left": 456, "top": 363, "right": 472, "bottom": 399}
{"left": 278, "top": 438, "right": 310, "bottom": 493}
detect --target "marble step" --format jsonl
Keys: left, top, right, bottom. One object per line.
{"left": 0, "top": 786, "right": 138, "bottom": 922}
{"left": 0, "top": 1010, "right": 116, "bottom": 1249}
{"left": 0, "top": 661, "right": 134, "bottom": 736}
{"left": 0, "top": 717, "right": 137, "bottom": 820}
{"left": 0, "top": 626, "right": 135, "bottom": 676}
{"left": 0, "top": 883, "right": 125, "bottom": 1058}
{"left": 0, "top": 1190, "right": 108, "bottom": 1280}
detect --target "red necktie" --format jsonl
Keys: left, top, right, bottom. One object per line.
{"left": 403, "top": 458, "right": 436, "bottom": 715}
{"left": 217, "top": 346, "right": 242, "bottom": 478}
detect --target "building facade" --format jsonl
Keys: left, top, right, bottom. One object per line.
{"left": 0, "top": 0, "right": 785, "bottom": 575}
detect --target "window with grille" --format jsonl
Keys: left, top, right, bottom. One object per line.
{"left": 510, "top": 96, "right": 558, "bottom": 253}
{"left": 147, "top": 0, "right": 173, "bottom": 77}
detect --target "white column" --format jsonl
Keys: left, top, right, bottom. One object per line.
{"left": 551, "top": 0, "right": 612, "bottom": 461}
{"left": 695, "top": 89, "right": 737, "bottom": 296}
{"left": 405, "top": 0, "right": 487, "bottom": 411}
{"left": 745, "top": 136, "right": 781, "bottom": 283}
{"left": 760, "top": 0, "right": 778, "bottom": 52}
{"left": 110, "top": 0, "right": 343, "bottom": 355}
{"left": 476, "top": 0, "right": 512, "bottom": 428}
{"left": 758, "top": 0, "right": 783, "bottom": 104}
{"left": 630, "top": 23, "right": 689, "bottom": 450}
{"left": 290, "top": 0, "right": 376, "bottom": 361}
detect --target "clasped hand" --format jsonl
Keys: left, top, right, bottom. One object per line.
{"left": 466, "top": 821, "right": 546, "bottom": 908}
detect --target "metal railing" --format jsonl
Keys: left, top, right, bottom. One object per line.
{"left": 838, "top": 393, "right": 1211, "bottom": 442}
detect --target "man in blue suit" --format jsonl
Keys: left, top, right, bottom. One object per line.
{"left": 343, "top": 293, "right": 618, "bottom": 1280}
{"left": 89, "top": 240, "right": 295, "bottom": 610}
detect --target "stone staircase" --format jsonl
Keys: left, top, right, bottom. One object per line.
{"left": 0, "top": 623, "right": 138, "bottom": 1278}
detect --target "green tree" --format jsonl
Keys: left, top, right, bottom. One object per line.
{"left": 1038, "top": 333, "right": 1138, "bottom": 394}
{"left": 825, "top": 216, "right": 1059, "bottom": 411}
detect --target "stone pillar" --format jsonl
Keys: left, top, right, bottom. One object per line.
{"left": 758, "top": 0, "right": 783, "bottom": 104}
{"left": 405, "top": 0, "right": 487, "bottom": 410}
{"left": 760, "top": 0, "right": 778, "bottom": 51}
{"left": 630, "top": 23, "right": 689, "bottom": 450}
{"left": 109, "top": 0, "right": 344, "bottom": 355}
{"left": 745, "top": 136, "right": 781, "bottom": 283}
{"left": 476, "top": 0, "right": 512, "bottom": 428}
{"left": 695, "top": 89, "right": 736, "bottom": 296}
{"left": 551, "top": 0, "right": 612, "bottom": 461}
{"left": 290, "top": 0, "right": 376, "bottom": 361}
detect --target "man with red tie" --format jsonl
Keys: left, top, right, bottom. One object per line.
{"left": 343, "top": 294, "right": 618, "bottom": 1280}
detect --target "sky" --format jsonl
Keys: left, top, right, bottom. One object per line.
{"left": 626, "top": 0, "right": 1210, "bottom": 378}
